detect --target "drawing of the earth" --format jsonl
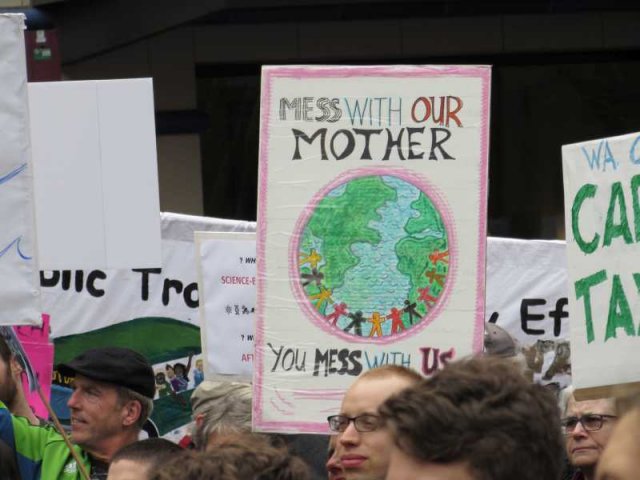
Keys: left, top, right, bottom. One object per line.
{"left": 296, "top": 173, "right": 451, "bottom": 340}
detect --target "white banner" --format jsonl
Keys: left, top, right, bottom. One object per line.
{"left": 40, "top": 209, "right": 573, "bottom": 432}
{"left": 485, "top": 237, "right": 570, "bottom": 387}
{"left": 0, "top": 14, "right": 41, "bottom": 326}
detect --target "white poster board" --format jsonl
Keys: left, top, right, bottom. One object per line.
{"left": 28, "top": 78, "right": 161, "bottom": 270}
{"left": 563, "top": 132, "right": 640, "bottom": 397}
{"left": 256, "top": 65, "right": 491, "bottom": 433}
{"left": 196, "top": 232, "right": 256, "bottom": 381}
{"left": 0, "top": 14, "right": 41, "bottom": 326}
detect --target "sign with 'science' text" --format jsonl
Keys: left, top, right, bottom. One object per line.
{"left": 255, "top": 65, "right": 491, "bottom": 433}
{"left": 196, "top": 231, "right": 256, "bottom": 382}
{"left": 563, "top": 132, "right": 640, "bottom": 396}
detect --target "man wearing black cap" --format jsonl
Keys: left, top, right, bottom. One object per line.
{"left": 0, "top": 346, "right": 155, "bottom": 479}
{"left": 60, "top": 346, "right": 156, "bottom": 475}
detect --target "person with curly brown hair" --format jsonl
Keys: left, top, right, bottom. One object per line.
{"left": 149, "top": 434, "right": 311, "bottom": 480}
{"left": 379, "top": 355, "right": 565, "bottom": 480}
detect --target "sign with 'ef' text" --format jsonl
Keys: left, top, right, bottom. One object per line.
{"left": 255, "top": 65, "right": 491, "bottom": 433}
{"left": 563, "top": 132, "right": 640, "bottom": 396}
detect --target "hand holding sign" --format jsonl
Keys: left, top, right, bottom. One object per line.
{"left": 0, "top": 326, "right": 38, "bottom": 392}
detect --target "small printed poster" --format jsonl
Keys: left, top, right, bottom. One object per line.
{"left": 196, "top": 232, "right": 256, "bottom": 381}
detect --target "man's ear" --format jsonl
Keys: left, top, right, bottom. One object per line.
{"left": 122, "top": 400, "right": 143, "bottom": 427}
{"left": 9, "top": 356, "right": 23, "bottom": 380}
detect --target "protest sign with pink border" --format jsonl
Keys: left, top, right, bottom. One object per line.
{"left": 255, "top": 65, "right": 491, "bottom": 433}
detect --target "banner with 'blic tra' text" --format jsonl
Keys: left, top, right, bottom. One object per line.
{"left": 41, "top": 212, "right": 254, "bottom": 437}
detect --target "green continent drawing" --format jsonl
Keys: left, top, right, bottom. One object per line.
{"left": 298, "top": 174, "right": 450, "bottom": 339}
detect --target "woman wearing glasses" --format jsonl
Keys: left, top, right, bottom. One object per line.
{"left": 560, "top": 386, "right": 617, "bottom": 480}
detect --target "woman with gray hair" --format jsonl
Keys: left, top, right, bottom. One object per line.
{"left": 190, "top": 381, "right": 253, "bottom": 450}
{"left": 559, "top": 385, "right": 617, "bottom": 480}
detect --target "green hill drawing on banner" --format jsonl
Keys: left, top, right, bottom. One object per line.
{"left": 53, "top": 316, "right": 201, "bottom": 365}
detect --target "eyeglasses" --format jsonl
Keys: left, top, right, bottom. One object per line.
{"left": 561, "top": 414, "right": 617, "bottom": 434}
{"left": 327, "top": 414, "right": 382, "bottom": 433}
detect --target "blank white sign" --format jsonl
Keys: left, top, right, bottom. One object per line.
{"left": 28, "top": 79, "right": 161, "bottom": 270}
{"left": 0, "top": 14, "right": 41, "bottom": 326}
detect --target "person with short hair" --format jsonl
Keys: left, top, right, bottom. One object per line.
{"left": 149, "top": 435, "right": 311, "bottom": 480}
{"left": 189, "top": 380, "right": 252, "bottom": 450}
{"left": 327, "top": 365, "right": 422, "bottom": 480}
{"left": 379, "top": 355, "right": 565, "bottom": 480}
{"left": 107, "top": 438, "right": 182, "bottom": 480}
{"left": 0, "top": 333, "right": 38, "bottom": 425}
{"left": 0, "top": 346, "right": 155, "bottom": 479}
{"left": 560, "top": 386, "right": 617, "bottom": 480}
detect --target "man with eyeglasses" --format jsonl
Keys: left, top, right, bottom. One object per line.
{"left": 561, "top": 387, "right": 617, "bottom": 480}
{"left": 327, "top": 365, "right": 422, "bottom": 480}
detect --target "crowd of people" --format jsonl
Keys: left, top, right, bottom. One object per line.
{"left": 0, "top": 334, "right": 638, "bottom": 480}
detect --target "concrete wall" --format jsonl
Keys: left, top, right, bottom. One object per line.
{"left": 63, "top": 28, "right": 203, "bottom": 215}
{"left": 61, "top": 10, "right": 640, "bottom": 218}
{"left": 192, "top": 11, "right": 640, "bottom": 62}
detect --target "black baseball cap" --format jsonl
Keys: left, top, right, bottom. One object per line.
{"left": 57, "top": 347, "right": 155, "bottom": 399}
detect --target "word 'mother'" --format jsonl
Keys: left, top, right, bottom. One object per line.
{"left": 291, "top": 127, "right": 455, "bottom": 161}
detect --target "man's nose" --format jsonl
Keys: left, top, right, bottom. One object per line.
{"left": 67, "top": 390, "right": 80, "bottom": 409}
{"left": 339, "top": 421, "right": 361, "bottom": 445}
{"left": 571, "top": 420, "right": 588, "bottom": 436}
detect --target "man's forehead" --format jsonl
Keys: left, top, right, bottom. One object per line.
{"left": 72, "top": 374, "right": 118, "bottom": 390}
{"left": 341, "top": 375, "right": 413, "bottom": 413}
